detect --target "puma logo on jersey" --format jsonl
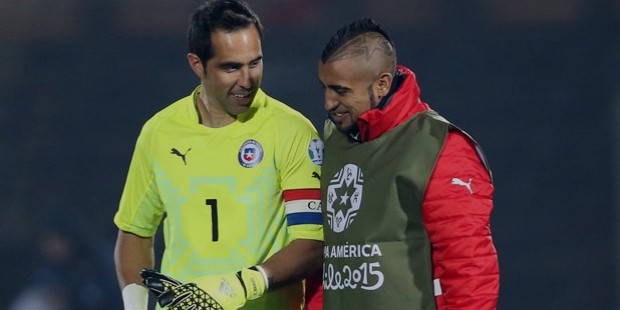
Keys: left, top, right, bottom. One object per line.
{"left": 170, "top": 148, "right": 191, "bottom": 165}
{"left": 451, "top": 178, "right": 473, "bottom": 194}
{"left": 312, "top": 172, "right": 321, "bottom": 180}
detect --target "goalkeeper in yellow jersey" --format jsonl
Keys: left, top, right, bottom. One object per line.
{"left": 113, "top": 1, "right": 324, "bottom": 309}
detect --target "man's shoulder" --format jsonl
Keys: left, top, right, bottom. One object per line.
{"left": 415, "top": 110, "right": 450, "bottom": 126}
{"left": 258, "top": 91, "right": 302, "bottom": 118}
{"left": 143, "top": 92, "right": 194, "bottom": 131}
{"left": 256, "top": 90, "right": 316, "bottom": 130}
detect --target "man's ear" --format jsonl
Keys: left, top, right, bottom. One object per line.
{"left": 187, "top": 53, "right": 206, "bottom": 79}
{"left": 376, "top": 72, "right": 393, "bottom": 98}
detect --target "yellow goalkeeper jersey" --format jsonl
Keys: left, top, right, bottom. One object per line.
{"left": 114, "top": 87, "right": 323, "bottom": 309}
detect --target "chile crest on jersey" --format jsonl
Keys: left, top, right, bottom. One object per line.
{"left": 238, "top": 139, "right": 264, "bottom": 168}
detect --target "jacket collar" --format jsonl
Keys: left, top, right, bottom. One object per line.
{"left": 349, "top": 65, "right": 430, "bottom": 142}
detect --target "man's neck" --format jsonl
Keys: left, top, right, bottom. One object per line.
{"left": 195, "top": 89, "right": 236, "bottom": 128}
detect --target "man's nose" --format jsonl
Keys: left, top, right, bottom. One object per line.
{"left": 324, "top": 91, "right": 338, "bottom": 111}
{"left": 238, "top": 68, "right": 252, "bottom": 89}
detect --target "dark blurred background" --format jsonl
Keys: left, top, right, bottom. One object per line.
{"left": 1, "top": 0, "right": 618, "bottom": 309}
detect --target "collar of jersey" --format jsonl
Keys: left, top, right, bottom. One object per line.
{"left": 188, "top": 86, "right": 265, "bottom": 129}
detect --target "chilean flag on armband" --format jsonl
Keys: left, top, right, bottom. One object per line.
{"left": 282, "top": 189, "right": 322, "bottom": 226}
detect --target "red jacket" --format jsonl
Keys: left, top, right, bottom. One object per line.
{"left": 354, "top": 66, "right": 500, "bottom": 309}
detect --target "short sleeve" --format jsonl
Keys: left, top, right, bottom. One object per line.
{"left": 276, "top": 118, "right": 323, "bottom": 191}
{"left": 275, "top": 116, "right": 324, "bottom": 241}
{"left": 113, "top": 122, "right": 165, "bottom": 237}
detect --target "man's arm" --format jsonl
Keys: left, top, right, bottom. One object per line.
{"left": 422, "top": 131, "right": 499, "bottom": 309}
{"left": 115, "top": 230, "right": 155, "bottom": 288}
{"left": 259, "top": 238, "right": 323, "bottom": 289}
{"left": 114, "top": 230, "right": 155, "bottom": 309}
{"left": 140, "top": 238, "right": 323, "bottom": 310}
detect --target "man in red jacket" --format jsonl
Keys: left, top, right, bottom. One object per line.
{"left": 318, "top": 18, "right": 499, "bottom": 309}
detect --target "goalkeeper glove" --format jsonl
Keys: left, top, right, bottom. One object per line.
{"left": 141, "top": 269, "right": 218, "bottom": 309}
{"left": 140, "top": 269, "right": 182, "bottom": 299}
{"left": 140, "top": 267, "right": 268, "bottom": 310}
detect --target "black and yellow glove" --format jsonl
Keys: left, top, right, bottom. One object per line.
{"left": 139, "top": 269, "right": 182, "bottom": 300}
{"left": 140, "top": 267, "right": 267, "bottom": 310}
{"left": 158, "top": 282, "right": 223, "bottom": 310}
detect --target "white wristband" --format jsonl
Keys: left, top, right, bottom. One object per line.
{"left": 122, "top": 283, "right": 148, "bottom": 310}
{"left": 254, "top": 265, "right": 270, "bottom": 290}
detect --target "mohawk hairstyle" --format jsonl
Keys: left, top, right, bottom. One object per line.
{"left": 321, "top": 18, "right": 395, "bottom": 64}
{"left": 188, "top": 0, "right": 263, "bottom": 64}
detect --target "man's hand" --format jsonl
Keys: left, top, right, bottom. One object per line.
{"left": 140, "top": 269, "right": 182, "bottom": 299}
{"left": 140, "top": 267, "right": 267, "bottom": 310}
{"left": 141, "top": 269, "right": 223, "bottom": 309}
{"left": 193, "top": 267, "right": 267, "bottom": 308}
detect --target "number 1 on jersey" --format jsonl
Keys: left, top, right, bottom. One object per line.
{"left": 206, "top": 199, "right": 219, "bottom": 241}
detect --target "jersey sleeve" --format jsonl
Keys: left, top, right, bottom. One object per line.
{"left": 113, "top": 121, "right": 165, "bottom": 237}
{"left": 275, "top": 117, "right": 323, "bottom": 241}
{"left": 422, "top": 131, "right": 499, "bottom": 309}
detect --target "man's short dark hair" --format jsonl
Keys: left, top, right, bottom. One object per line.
{"left": 188, "top": 0, "right": 263, "bottom": 64}
{"left": 321, "top": 18, "right": 395, "bottom": 63}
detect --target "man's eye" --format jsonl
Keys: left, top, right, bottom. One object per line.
{"left": 221, "top": 65, "right": 239, "bottom": 72}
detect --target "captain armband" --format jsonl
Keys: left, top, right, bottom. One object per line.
{"left": 283, "top": 189, "right": 322, "bottom": 226}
